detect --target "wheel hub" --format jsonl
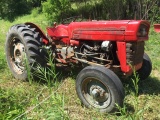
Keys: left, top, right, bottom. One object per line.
{"left": 14, "top": 42, "right": 25, "bottom": 65}
{"left": 82, "top": 78, "right": 111, "bottom": 109}
{"left": 91, "top": 88, "right": 99, "bottom": 98}
{"left": 12, "top": 42, "right": 25, "bottom": 73}
{"left": 90, "top": 85, "right": 108, "bottom": 103}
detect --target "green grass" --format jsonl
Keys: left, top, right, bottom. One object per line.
{"left": 1, "top": 12, "right": 160, "bottom": 120}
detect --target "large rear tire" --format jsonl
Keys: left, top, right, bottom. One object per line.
{"left": 137, "top": 53, "right": 152, "bottom": 80}
{"left": 5, "top": 24, "right": 46, "bottom": 80}
{"left": 76, "top": 66, "right": 125, "bottom": 113}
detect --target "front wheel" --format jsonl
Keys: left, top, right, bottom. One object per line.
{"left": 137, "top": 53, "right": 152, "bottom": 80}
{"left": 76, "top": 66, "right": 125, "bottom": 113}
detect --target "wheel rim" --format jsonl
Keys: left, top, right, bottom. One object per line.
{"left": 10, "top": 37, "right": 26, "bottom": 74}
{"left": 82, "top": 77, "right": 111, "bottom": 109}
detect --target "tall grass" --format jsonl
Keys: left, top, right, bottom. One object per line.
{"left": 116, "top": 69, "right": 145, "bottom": 120}
{"left": 32, "top": 50, "right": 59, "bottom": 88}
{"left": 43, "top": 94, "right": 69, "bottom": 120}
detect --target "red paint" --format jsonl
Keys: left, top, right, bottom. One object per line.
{"left": 117, "top": 42, "right": 130, "bottom": 73}
{"left": 70, "top": 40, "right": 79, "bottom": 46}
{"left": 47, "top": 20, "right": 149, "bottom": 42}
{"left": 42, "top": 38, "right": 49, "bottom": 44}
{"left": 27, "top": 20, "right": 150, "bottom": 75}
{"left": 47, "top": 25, "right": 69, "bottom": 38}
{"left": 154, "top": 24, "right": 160, "bottom": 33}
{"left": 116, "top": 42, "right": 143, "bottom": 74}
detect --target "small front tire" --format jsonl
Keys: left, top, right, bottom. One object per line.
{"left": 76, "top": 66, "right": 125, "bottom": 113}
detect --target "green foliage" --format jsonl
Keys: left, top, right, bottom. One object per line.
{"left": 1, "top": 0, "right": 160, "bottom": 23}
{"left": 145, "top": 28, "right": 160, "bottom": 70}
{"left": 0, "top": 55, "right": 6, "bottom": 73}
{"left": 33, "top": 50, "right": 59, "bottom": 87}
{"left": 117, "top": 69, "right": 147, "bottom": 120}
{"left": 31, "top": 7, "right": 42, "bottom": 17}
{"left": 42, "top": 0, "right": 160, "bottom": 23}
{"left": 0, "top": 88, "right": 26, "bottom": 119}
{"left": 44, "top": 94, "right": 69, "bottom": 119}
{"left": 42, "top": 0, "right": 72, "bottom": 23}
{"left": 149, "top": 5, "right": 160, "bottom": 24}
{"left": 0, "top": 0, "right": 31, "bottom": 21}
{"left": 0, "top": 0, "right": 45, "bottom": 21}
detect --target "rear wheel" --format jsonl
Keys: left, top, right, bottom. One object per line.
{"left": 137, "top": 53, "right": 152, "bottom": 80}
{"left": 5, "top": 24, "right": 46, "bottom": 80}
{"left": 76, "top": 66, "right": 125, "bottom": 113}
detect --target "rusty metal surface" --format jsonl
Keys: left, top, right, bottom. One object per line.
{"left": 126, "top": 41, "right": 144, "bottom": 65}
{"left": 74, "top": 52, "right": 112, "bottom": 62}
{"left": 72, "top": 57, "right": 111, "bottom": 68}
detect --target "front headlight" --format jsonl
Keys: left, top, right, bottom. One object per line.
{"left": 137, "top": 24, "right": 148, "bottom": 37}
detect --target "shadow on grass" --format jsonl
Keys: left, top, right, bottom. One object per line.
{"left": 32, "top": 64, "right": 83, "bottom": 87}
{"left": 35, "top": 64, "right": 160, "bottom": 96}
{"left": 139, "top": 76, "right": 160, "bottom": 95}
{"left": 55, "top": 64, "right": 83, "bottom": 80}
{"left": 123, "top": 76, "right": 160, "bottom": 96}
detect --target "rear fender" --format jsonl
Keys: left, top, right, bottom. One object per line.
{"left": 25, "top": 22, "right": 49, "bottom": 45}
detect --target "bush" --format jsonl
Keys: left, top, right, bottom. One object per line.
{"left": 32, "top": 7, "right": 42, "bottom": 17}
{"left": 42, "top": 0, "right": 72, "bottom": 23}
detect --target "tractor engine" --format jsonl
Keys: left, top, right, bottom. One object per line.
{"left": 74, "top": 41, "right": 112, "bottom": 67}
{"left": 53, "top": 40, "right": 114, "bottom": 67}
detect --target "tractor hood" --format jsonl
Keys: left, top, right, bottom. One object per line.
{"left": 47, "top": 20, "right": 150, "bottom": 41}
{"left": 68, "top": 20, "right": 150, "bottom": 41}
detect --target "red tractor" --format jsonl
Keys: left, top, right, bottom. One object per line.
{"left": 5, "top": 18, "right": 152, "bottom": 113}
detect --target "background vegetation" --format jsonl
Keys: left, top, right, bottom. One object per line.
{"left": 1, "top": 0, "right": 160, "bottom": 23}
{"left": 0, "top": 0, "right": 160, "bottom": 119}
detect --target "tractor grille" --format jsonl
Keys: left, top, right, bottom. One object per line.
{"left": 126, "top": 41, "right": 144, "bottom": 65}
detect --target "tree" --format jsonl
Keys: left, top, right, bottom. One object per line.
{"left": 0, "top": 0, "right": 46, "bottom": 21}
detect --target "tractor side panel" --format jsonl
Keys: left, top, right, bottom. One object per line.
{"left": 72, "top": 29, "right": 125, "bottom": 41}
{"left": 68, "top": 20, "right": 150, "bottom": 42}
{"left": 68, "top": 20, "right": 129, "bottom": 41}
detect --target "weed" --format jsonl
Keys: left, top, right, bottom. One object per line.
{"left": 23, "top": 54, "right": 33, "bottom": 84}
{"left": 0, "top": 88, "right": 28, "bottom": 120}
{"left": 33, "top": 50, "right": 59, "bottom": 88}
{"left": 117, "top": 67, "right": 149, "bottom": 120}
{"left": 43, "top": 94, "right": 69, "bottom": 120}
{"left": 0, "top": 56, "right": 6, "bottom": 72}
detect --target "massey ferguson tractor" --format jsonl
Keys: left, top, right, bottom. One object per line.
{"left": 5, "top": 18, "right": 152, "bottom": 113}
